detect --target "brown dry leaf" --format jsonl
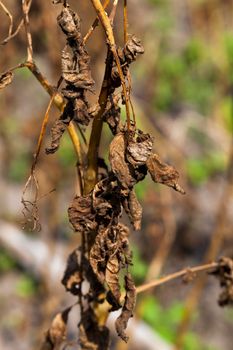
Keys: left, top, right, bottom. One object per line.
{"left": 109, "top": 133, "right": 134, "bottom": 190}
{"left": 146, "top": 153, "right": 185, "bottom": 194}
{"left": 115, "top": 273, "right": 136, "bottom": 342}
{"left": 68, "top": 195, "right": 97, "bottom": 233}
{"left": 79, "top": 308, "right": 110, "bottom": 350}
{"left": 62, "top": 250, "right": 81, "bottom": 295}
{"left": 41, "top": 307, "right": 71, "bottom": 350}
{"left": 122, "top": 190, "right": 142, "bottom": 230}
{"left": 124, "top": 35, "right": 145, "bottom": 63}
{"left": 45, "top": 119, "right": 67, "bottom": 154}
{"left": 74, "top": 97, "right": 92, "bottom": 126}
{"left": 57, "top": 7, "right": 81, "bottom": 40}
{"left": 105, "top": 255, "right": 121, "bottom": 310}
{"left": 103, "top": 94, "right": 121, "bottom": 135}
{"left": 127, "top": 131, "right": 153, "bottom": 166}
{"left": 0, "top": 71, "right": 14, "bottom": 90}
{"left": 90, "top": 227, "right": 109, "bottom": 283}
{"left": 211, "top": 257, "right": 233, "bottom": 306}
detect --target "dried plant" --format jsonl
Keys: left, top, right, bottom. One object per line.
{"left": 1, "top": 1, "right": 233, "bottom": 350}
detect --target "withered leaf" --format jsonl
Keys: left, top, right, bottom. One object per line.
{"left": 62, "top": 250, "right": 81, "bottom": 295}
{"left": 115, "top": 273, "right": 136, "bottom": 342}
{"left": 0, "top": 71, "right": 14, "bottom": 90}
{"left": 90, "top": 227, "right": 110, "bottom": 283}
{"left": 109, "top": 133, "right": 134, "bottom": 190}
{"left": 211, "top": 257, "right": 233, "bottom": 306}
{"left": 124, "top": 35, "right": 144, "bottom": 63}
{"left": 68, "top": 195, "right": 97, "bottom": 233}
{"left": 105, "top": 255, "right": 121, "bottom": 310}
{"left": 103, "top": 95, "right": 121, "bottom": 135}
{"left": 126, "top": 131, "right": 153, "bottom": 166}
{"left": 45, "top": 120, "right": 67, "bottom": 154}
{"left": 79, "top": 307, "right": 110, "bottom": 350}
{"left": 41, "top": 306, "right": 71, "bottom": 350}
{"left": 57, "top": 7, "right": 81, "bottom": 40}
{"left": 122, "top": 190, "right": 142, "bottom": 230}
{"left": 146, "top": 153, "right": 185, "bottom": 194}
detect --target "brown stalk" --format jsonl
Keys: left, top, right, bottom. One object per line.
{"left": 90, "top": 0, "right": 131, "bottom": 130}
{"left": 136, "top": 262, "right": 218, "bottom": 295}
{"left": 84, "top": 48, "right": 113, "bottom": 195}
{"left": 123, "top": 0, "right": 128, "bottom": 44}
{"left": 84, "top": 1, "right": 120, "bottom": 194}
{"left": 0, "top": 0, "right": 13, "bottom": 38}
{"left": 83, "top": 0, "right": 110, "bottom": 44}
{"left": 173, "top": 139, "right": 233, "bottom": 350}
{"left": 22, "top": 0, "right": 33, "bottom": 63}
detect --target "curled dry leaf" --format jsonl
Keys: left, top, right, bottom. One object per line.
{"left": 103, "top": 94, "right": 121, "bottom": 135}
{"left": 212, "top": 257, "right": 233, "bottom": 306}
{"left": 90, "top": 227, "right": 110, "bottom": 283}
{"left": 115, "top": 273, "right": 136, "bottom": 342}
{"left": 68, "top": 195, "right": 97, "bottom": 233}
{"left": 124, "top": 35, "right": 145, "bottom": 63}
{"left": 0, "top": 71, "right": 14, "bottom": 90}
{"left": 126, "top": 131, "right": 153, "bottom": 166}
{"left": 146, "top": 153, "right": 185, "bottom": 194}
{"left": 45, "top": 120, "right": 67, "bottom": 154}
{"left": 42, "top": 306, "right": 71, "bottom": 350}
{"left": 105, "top": 255, "right": 121, "bottom": 310}
{"left": 57, "top": 7, "right": 81, "bottom": 40}
{"left": 122, "top": 189, "right": 142, "bottom": 230}
{"left": 109, "top": 133, "right": 134, "bottom": 190}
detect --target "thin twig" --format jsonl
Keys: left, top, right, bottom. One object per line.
{"left": 0, "top": 0, "right": 13, "bottom": 38}
{"left": 136, "top": 262, "right": 218, "bottom": 294}
{"left": 1, "top": 18, "right": 24, "bottom": 45}
{"left": 123, "top": 0, "right": 128, "bottom": 44}
{"left": 109, "top": 0, "right": 119, "bottom": 24}
{"left": 22, "top": 0, "right": 33, "bottom": 62}
{"left": 83, "top": 0, "right": 110, "bottom": 44}
{"left": 32, "top": 95, "right": 55, "bottom": 171}
{"left": 84, "top": 48, "right": 113, "bottom": 195}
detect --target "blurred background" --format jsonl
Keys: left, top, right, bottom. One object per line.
{"left": 0, "top": 0, "right": 233, "bottom": 349}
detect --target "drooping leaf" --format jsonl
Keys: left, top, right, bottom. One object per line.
{"left": 146, "top": 153, "right": 185, "bottom": 194}
{"left": 115, "top": 273, "right": 136, "bottom": 342}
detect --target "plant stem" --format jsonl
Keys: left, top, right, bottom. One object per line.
{"left": 136, "top": 262, "right": 218, "bottom": 294}
{"left": 84, "top": 48, "right": 113, "bottom": 195}
{"left": 25, "top": 61, "right": 82, "bottom": 159}
{"left": 90, "top": 0, "right": 131, "bottom": 130}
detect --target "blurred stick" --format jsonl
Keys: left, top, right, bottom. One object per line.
{"left": 22, "top": 0, "right": 33, "bottom": 62}
{"left": 83, "top": 0, "right": 110, "bottom": 43}
{"left": 123, "top": 0, "right": 128, "bottom": 43}
{"left": 146, "top": 189, "right": 176, "bottom": 281}
{"left": 173, "top": 139, "right": 233, "bottom": 350}
{"left": 136, "top": 262, "right": 218, "bottom": 294}
{"left": 0, "top": 0, "right": 13, "bottom": 38}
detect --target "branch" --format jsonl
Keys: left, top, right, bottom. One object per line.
{"left": 136, "top": 262, "right": 218, "bottom": 294}
{"left": 83, "top": 0, "right": 110, "bottom": 44}
{"left": 84, "top": 48, "right": 113, "bottom": 194}
{"left": 90, "top": 0, "right": 131, "bottom": 129}
{"left": 22, "top": 0, "right": 33, "bottom": 62}
{"left": 0, "top": 0, "right": 13, "bottom": 38}
{"left": 123, "top": 0, "right": 128, "bottom": 44}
